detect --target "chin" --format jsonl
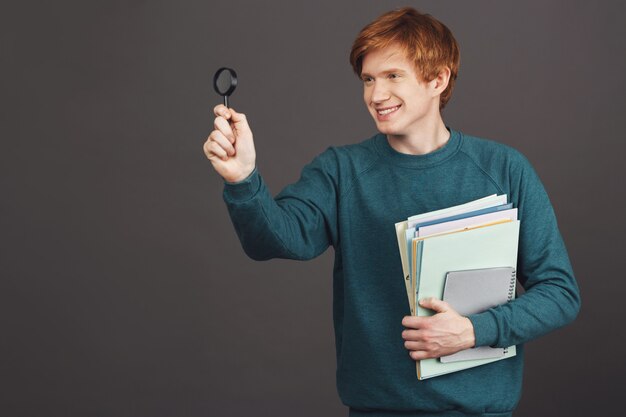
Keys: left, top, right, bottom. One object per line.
{"left": 376, "top": 123, "right": 401, "bottom": 136}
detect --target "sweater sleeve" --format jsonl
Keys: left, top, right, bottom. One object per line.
{"left": 222, "top": 148, "right": 339, "bottom": 261}
{"left": 468, "top": 153, "right": 581, "bottom": 348}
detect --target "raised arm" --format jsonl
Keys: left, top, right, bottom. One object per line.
{"left": 205, "top": 104, "right": 338, "bottom": 261}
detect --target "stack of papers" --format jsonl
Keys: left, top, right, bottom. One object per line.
{"left": 394, "top": 194, "right": 520, "bottom": 379}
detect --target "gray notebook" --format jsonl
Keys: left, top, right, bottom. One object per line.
{"left": 440, "top": 267, "right": 516, "bottom": 363}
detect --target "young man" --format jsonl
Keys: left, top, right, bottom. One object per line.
{"left": 204, "top": 7, "right": 580, "bottom": 417}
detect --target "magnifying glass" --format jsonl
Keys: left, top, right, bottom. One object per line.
{"left": 213, "top": 67, "right": 238, "bottom": 108}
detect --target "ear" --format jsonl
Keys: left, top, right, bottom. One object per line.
{"left": 430, "top": 66, "right": 451, "bottom": 98}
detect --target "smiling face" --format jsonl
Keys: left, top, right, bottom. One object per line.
{"left": 361, "top": 43, "right": 441, "bottom": 139}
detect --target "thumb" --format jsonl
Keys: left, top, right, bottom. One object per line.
{"left": 228, "top": 107, "right": 247, "bottom": 124}
{"left": 227, "top": 107, "right": 253, "bottom": 138}
{"left": 419, "top": 297, "right": 451, "bottom": 313}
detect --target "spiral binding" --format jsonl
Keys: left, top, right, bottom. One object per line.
{"left": 503, "top": 268, "right": 517, "bottom": 354}
{"left": 507, "top": 269, "right": 516, "bottom": 301}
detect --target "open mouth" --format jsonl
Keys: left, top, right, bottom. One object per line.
{"left": 377, "top": 105, "right": 401, "bottom": 116}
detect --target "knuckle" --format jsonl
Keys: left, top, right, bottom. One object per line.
{"left": 214, "top": 117, "right": 228, "bottom": 130}
{"left": 209, "top": 142, "right": 222, "bottom": 153}
{"left": 212, "top": 130, "right": 226, "bottom": 143}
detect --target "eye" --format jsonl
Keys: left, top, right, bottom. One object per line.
{"left": 388, "top": 73, "right": 400, "bottom": 79}
{"left": 362, "top": 76, "right": 373, "bottom": 84}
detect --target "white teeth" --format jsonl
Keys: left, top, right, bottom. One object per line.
{"left": 377, "top": 106, "right": 400, "bottom": 115}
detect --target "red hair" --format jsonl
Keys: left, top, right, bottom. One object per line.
{"left": 350, "top": 7, "right": 460, "bottom": 109}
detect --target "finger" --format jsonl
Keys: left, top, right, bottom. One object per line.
{"left": 409, "top": 350, "right": 434, "bottom": 361}
{"left": 213, "top": 115, "right": 236, "bottom": 143}
{"left": 203, "top": 139, "right": 212, "bottom": 158}
{"left": 205, "top": 140, "right": 229, "bottom": 161}
{"left": 228, "top": 107, "right": 247, "bottom": 123}
{"left": 401, "top": 315, "right": 427, "bottom": 329}
{"left": 404, "top": 340, "right": 430, "bottom": 351}
{"left": 213, "top": 104, "right": 231, "bottom": 119}
{"left": 203, "top": 139, "right": 222, "bottom": 160}
{"left": 228, "top": 107, "right": 252, "bottom": 133}
{"left": 226, "top": 107, "right": 254, "bottom": 141}
{"left": 402, "top": 315, "right": 415, "bottom": 328}
{"left": 401, "top": 329, "right": 425, "bottom": 341}
{"left": 209, "top": 129, "right": 236, "bottom": 156}
{"left": 419, "top": 297, "right": 451, "bottom": 313}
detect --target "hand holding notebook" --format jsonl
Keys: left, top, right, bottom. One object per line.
{"left": 394, "top": 194, "right": 520, "bottom": 379}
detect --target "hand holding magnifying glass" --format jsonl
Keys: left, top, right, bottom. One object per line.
{"left": 205, "top": 66, "right": 256, "bottom": 183}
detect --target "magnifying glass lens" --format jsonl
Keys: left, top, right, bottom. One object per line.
{"left": 216, "top": 72, "right": 232, "bottom": 94}
{"left": 213, "top": 67, "right": 238, "bottom": 107}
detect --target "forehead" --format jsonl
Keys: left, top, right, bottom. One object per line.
{"left": 361, "top": 44, "right": 413, "bottom": 75}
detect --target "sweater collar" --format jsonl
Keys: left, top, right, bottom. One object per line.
{"left": 374, "top": 127, "right": 462, "bottom": 169}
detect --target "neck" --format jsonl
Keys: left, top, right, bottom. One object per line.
{"left": 386, "top": 116, "right": 450, "bottom": 155}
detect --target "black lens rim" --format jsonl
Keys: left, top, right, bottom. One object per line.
{"left": 213, "top": 67, "right": 238, "bottom": 97}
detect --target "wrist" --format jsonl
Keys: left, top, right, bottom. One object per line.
{"left": 463, "top": 317, "right": 476, "bottom": 349}
{"left": 224, "top": 166, "right": 256, "bottom": 184}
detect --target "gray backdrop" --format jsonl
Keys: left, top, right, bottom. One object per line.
{"left": 2, "top": 0, "right": 624, "bottom": 416}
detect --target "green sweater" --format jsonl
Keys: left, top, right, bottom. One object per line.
{"left": 223, "top": 129, "right": 580, "bottom": 417}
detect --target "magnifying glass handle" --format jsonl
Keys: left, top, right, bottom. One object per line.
{"left": 224, "top": 96, "right": 229, "bottom": 108}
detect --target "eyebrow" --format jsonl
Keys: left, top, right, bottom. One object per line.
{"left": 360, "top": 68, "right": 407, "bottom": 78}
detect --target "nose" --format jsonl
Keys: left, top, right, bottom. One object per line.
{"left": 371, "top": 80, "right": 391, "bottom": 103}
